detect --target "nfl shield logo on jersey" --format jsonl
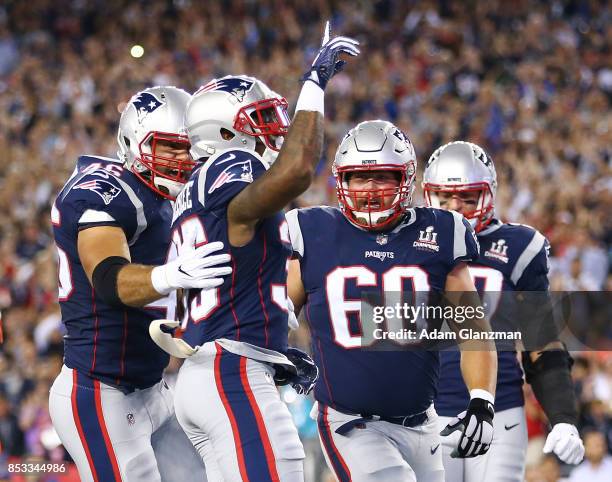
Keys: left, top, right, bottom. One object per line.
{"left": 376, "top": 234, "right": 388, "bottom": 245}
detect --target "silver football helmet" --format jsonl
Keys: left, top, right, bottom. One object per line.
{"left": 332, "top": 120, "right": 417, "bottom": 229}
{"left": 423, "top": 141, "right": 497, "bottom": 232}
{"left": 185, "top": 75, "right": 290, "bottom": 165}
{"left": 117, "top": 86, "right": 193, "bottom": 200}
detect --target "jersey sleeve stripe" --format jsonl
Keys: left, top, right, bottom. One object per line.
{"left": 284, "top": 209, "right": 304, "bottom": 257}
{"left": 510, "top": 231, "right": 546, "bottom": 285}
{"left": 451, "top": 211, "right": 467, "bottom": 260}
{"left": 114, "top": 177, "right": 147, "bottom": 245}
{"left": 78, "top": 209, "right": 116, "bottom": 224}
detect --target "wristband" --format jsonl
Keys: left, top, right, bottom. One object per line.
{"left": 151, "top": 265, "right": 171, "bottom": 296}
{"left": 469, "top": 389, "right": 495, "bottom": 404}
{"left": 295, "top": 80, "right": 324, "bottom": 115}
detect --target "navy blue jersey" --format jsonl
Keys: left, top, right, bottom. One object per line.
{"left": 436, "top": 219, "right": 550, "bottom": 415}
{"left": 172, "top": 148, "right": 292, "bottom": 354}
{"left": 287, "top": 206, "right": 479, "bottom": 417}
{"left": 52, "top": 156, "right": 175, "bottom": 391}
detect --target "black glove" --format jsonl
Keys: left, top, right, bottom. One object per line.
{"left": 274, "top": 348, "right": 319, "bottom": 395}
{"left": 301, "top": 21, "right": 360, "bottom": 90}
{"left": 440, "top": 396, "right": 495, "bottom": 458}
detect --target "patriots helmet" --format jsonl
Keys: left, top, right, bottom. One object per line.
{"left": 185, "top": 75, "right": 290, "bottom": 166}
{"left": 423, "top": 141, "right": 497, "bottom": 232}
{"left": 117, "top": 86, "right": 193, "bottom": 200}
{"left": 333, "top": 120, "right": 417, "bottom": 230}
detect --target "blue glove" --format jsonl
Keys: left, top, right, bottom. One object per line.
{"left": 301, "top": 21, "right": 360, "bottom": 90}
{"left": 274, "top": 347, "right": 319, "bottom": 395}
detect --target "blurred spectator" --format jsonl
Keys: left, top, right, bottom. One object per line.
{"left": 525, "top": 454, "right": 561, "bottom": 482}
{"left": 0, "top": 1, "right": 609, "bottom": 480}
{"left": 568, "top": 429, "right": 612, "bottom": 481}
{"left": 0, "top": 394, "right": 24, "bottom": 457}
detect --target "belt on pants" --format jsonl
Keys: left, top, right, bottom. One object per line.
{"left": 334, "top": 410, "right": 429, "bottom": 435}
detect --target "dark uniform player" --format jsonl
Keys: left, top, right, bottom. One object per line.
{"left": 49, "top": 86, "right": 231, "bottom": 482}
{"left": 152, "top": 25, "right": 360, "bottom": 482}
{"left": 286, "top": 121, "right": 498, "bottom": 482}
{"left": 423, "top": 141, "right": 584, "bottom": 481}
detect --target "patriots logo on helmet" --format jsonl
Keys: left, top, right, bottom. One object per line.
{"left": 208, "top": 159, "right": 254, "bottom": 194}
{"left": 197, "top": 77, "right": 255, "bottom": 102}
{"left": 74, "top": 179, "right": 122, "bottom": 205}
{"left": 132, "top": 92, "right": 164, "bottom": 122}
{"left": 393, "top": 128, "right": 410, "bottom": 145}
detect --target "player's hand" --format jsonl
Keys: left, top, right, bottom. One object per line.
{"left": 149, "top": 320, "right": 198, "bottom": 358}
{"left": 273, "top": 348, "right": 319, "bottom": 395}
{"left": 151, "top": 241, "right": 232, "bottom": 295}
{"left": 440, "top": 395, "right": 495, "bottom": 458}
{"left": 301, "top": 20, "right": 360, "bottom": 90}
{"left": 286, "top": 347, "right": 318, "bottom": 394}
{"left": 543, "top": 423, "right": 584, "bottom": 465}
{"left": 287, "top": 296, "right": 299, "bottom": 331}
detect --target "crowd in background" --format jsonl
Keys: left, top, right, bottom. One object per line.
{"left": 0, "top": 0, "right": 610, "bottom": 480}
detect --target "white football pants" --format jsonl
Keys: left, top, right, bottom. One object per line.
{"left": 49, "top": 364, "right": 207, "bottom": 482}
{"left": 317, "top": 404, "right": 445, "bottom": 482}
{"left": 174, "top": 342, "right": 305, "bottom": 482}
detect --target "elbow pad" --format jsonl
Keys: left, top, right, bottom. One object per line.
{"left": 522, "top": 350, "right": 578, "bottom": 426}
{"left": 92, "top": 256, "right": 130, "bottom": 308}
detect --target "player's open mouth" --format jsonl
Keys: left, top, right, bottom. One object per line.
{"left": 357, "top": 200, "right": 381, "bottom": 210}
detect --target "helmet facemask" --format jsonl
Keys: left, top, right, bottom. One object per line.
{"left": 134, "top": 131, "right": 193, "bottom": 200}
{"left": 423, "top": 182, "right": 495, "bottom": 232}
{"left": 234, "top": 97, "right": 290, "bottom": 152}
{"left": 336, "top": 164, "right": 415, "bottom": 230}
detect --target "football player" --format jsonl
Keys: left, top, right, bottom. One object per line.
{"left": 285, "top": 120, "right": 498, "bottom": 482}
{"left": 49, "top": 86, "right": 231, "bottom": 482}
{"left": 424, "top": 141, "right": 584, "bottom": 481}
{"left": 152, "top": 24, "right": 360, "bottom": 482}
